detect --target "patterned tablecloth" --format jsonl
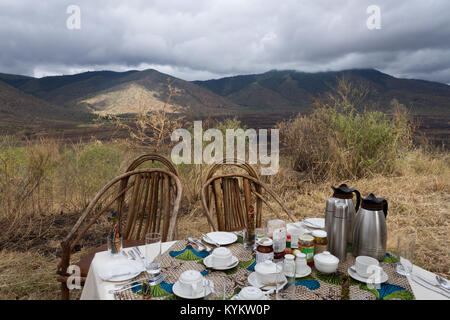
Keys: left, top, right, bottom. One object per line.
{"left": 114, "top": 237, "right": 415, "bottom": 300}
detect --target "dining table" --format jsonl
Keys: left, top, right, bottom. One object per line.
{"left": 80, "top": 222, "right": 448, "bottom": 300}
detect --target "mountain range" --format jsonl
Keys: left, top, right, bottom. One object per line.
{"left": 1, "top": 68, "right": 449, "bottom": 124}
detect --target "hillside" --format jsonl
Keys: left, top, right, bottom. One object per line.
{"left": 193, "top": 69, "right": 450, "bottom": 115}
{"left": 0, "top": 69, "right": 239, "bottom": 116}
{"left": 0, "top": 80, "right": 69, "bottom": 122}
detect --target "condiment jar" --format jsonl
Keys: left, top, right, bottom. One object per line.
{"left": 312, "top": 230, "right": 328, "bottom": 255}
{"left": 256, "top": 238, "right": 274, "bottom": 263}
{"left": 283, "top": 254, "right": 296, "bottom": 277}
{"left": 298, "top": 234, "right": 314, "bottom": 266}
{"left": 273, "top": 228, "right": 286, "bottom": 262}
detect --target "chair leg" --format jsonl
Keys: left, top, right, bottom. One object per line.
{"left": 61, "top": 282, "right": 70, "bottom": 300}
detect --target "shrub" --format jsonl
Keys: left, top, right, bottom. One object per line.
{"left": 278, "top": 78, "right": 413, "bottom": 182}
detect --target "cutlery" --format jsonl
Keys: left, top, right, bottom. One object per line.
{"left": 128, "top": 250, "right": 146, "bottom": 268}
{"left": 415, "top": 274, "right": 450, "bottom": 293}
{"left": 132, "top": 247, "right": 146, "bottom": 261}
{"left": 260, "top": 281, "right": 286, "bottom": 290}
{"left": 436, "top": 275, "right": 450, "bottom": 291}
{"left": 412, "top": 275, "right": 450, "bottom": 298}
{"left": 202, "top": 234, "right": 220, "bottom": 247}
{"left": 109, "top": 274, "right": 166, "bottom": 294}
{"left": 113, "top": 273, "right": 164, "bottom": 288}
{"left": 197, "top": 238, "right": 212, "bottom": 252}
{"left": 188, "top": 237, "right": 205, "bottom": 251}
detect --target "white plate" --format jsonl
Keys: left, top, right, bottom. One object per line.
{"left": 172, "top": 281, "right": 212, "bottom": 299}
{"left": 348, "top": 266, "right": 388, "bottom": 284}
{"left": 285, "top": 265, "right": 312, "bottom": 278}
{"left": 203, "top": 232, "right": 237, "bottom": 246}
{"left": 203, "top": 255, "right": 239, "bottom": 270}
{"left": 97, "top": 261, "right": 143, "bottom": 282}
{"left": 247, "top": 272, "right": 287, "bottom": 291}
{"left": 302, "top": 218, "right": 325, "bottom": 229}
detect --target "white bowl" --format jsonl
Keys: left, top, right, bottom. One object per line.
{"left": 314, "top": 251, "right": 339, "bottom": 274}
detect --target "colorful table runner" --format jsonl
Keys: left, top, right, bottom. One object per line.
{"left": 114, "top": 238, "right": 415, "bottom": 300}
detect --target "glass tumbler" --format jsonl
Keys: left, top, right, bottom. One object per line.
{"left": 145, "top": 232, "right": 162, "bottom": 274}
{"left": 107, "top": 234, "right": 122, "bottom": 257}
{"left": 395, "top": 233, "right": 415, "bottom": 276}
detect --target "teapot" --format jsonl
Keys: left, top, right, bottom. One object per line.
{"left": 325, "top": 184, "right": 361, "bottom": 245}
{"left": 352, "top": 193, "right": 388, "bottom": 261}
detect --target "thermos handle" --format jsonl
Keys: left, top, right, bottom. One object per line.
{"left": 382, "top": 200, "right": 388, "bottom": 218}
{"left": 353, "top": 189, "right": 361, "bottom": 213}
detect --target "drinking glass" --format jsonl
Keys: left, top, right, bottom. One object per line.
{"left": 255, "top": 227, "right": 267, "bottom": 243}
{"left": 283, "top": 257, "right": 296, "bottom": 299}
{"left": 203, "top": 279, "right": 216, "bottom": 300}
{"left": 394, "top": 233, "right": 415, "bottom": 276}
{"left": 145, "top": 232, "right": 162, "bottom": 274}
{"left": 107, "top": 234, "right": 122, "bottom": 257}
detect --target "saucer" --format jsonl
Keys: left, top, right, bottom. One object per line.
{"left": 203, "top": 232, "right": 237, "bottom": 246}
{"left": 348, "top": 266, "right": 388, "bottom": 284}
{"left": 247, "top": 272, "right": 288, "bottom": 291}
{"left": 172, "top": 281, "right": 212, "bottom": 299}
{"left": 203, "top": 255, "right": 239, "bottom": 270}
{"left": 284, "top": 265, "right": 311, "bottom": 278}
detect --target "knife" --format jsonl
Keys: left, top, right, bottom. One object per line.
{"left": 412, "top": 275, "right": 450, "bottom": 298}
{"left": 415, "top": 274, "right": 450, "bottom": 293}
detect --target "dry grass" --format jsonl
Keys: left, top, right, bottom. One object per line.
{"left": 0, "top": 138, "right": 448, "bottom": 299}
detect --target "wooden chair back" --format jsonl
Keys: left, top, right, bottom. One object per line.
{"left": 201, "top": 160, "right": 295, "bottom": 231}
{"left": 57, "top": 168, "right": 182, "bottom": 299}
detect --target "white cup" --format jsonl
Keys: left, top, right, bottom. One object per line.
{"left": 178, "top": 270, "right": 205, "bottom": 296}
{"left": 355, "top": 256, "right": 381, "bottom": 278}
{"left": 210, "top": 247, "right": 232, "bottom": 268}
{"left": 238, "top": 286, "right": 265, "bottom": 300}
{"left": 254, "top": 260, "right": 281, "bottom": 285}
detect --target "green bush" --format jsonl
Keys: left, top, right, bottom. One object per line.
{"left": 278, "top": 78, "right": 413, "bottom": 181}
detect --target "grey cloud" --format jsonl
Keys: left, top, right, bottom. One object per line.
{"left": 0, "top": 0, "right": 449, "bottom": 83}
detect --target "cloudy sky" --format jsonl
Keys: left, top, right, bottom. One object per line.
{"left": 1, "top": 0, "right": 449, "bottom": 83}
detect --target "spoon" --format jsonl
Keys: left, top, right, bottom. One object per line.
{"left": 436, "top": 275, "right": 450, "bottom": 291}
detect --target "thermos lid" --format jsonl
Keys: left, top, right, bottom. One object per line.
{"left": 331, "top": 184, "right": 356, "bottom": 199}
{"left": 333, "top": 201, "right": 349, "bottom": 218}
{"left": 361, "top": 193, "right": 387, "bottom": 211}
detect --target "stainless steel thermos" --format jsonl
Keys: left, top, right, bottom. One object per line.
{"left": 328, "top": 201, "right": 349, "bottom": 261}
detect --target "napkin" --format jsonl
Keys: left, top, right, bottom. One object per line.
{"left": 97, "top": 260, "right": 145, "bottom": 281}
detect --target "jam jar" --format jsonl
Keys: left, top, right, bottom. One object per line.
{"left": 312, "top": 230, "right": 328, "bottom": 255}
{"left": 298, "top": 234, "right": 315, "bottom": 266}
{"left": 256, "top": 238, "right": 274, "bottom": 263}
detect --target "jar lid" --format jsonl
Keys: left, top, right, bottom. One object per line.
{"left": 284, "top": 254, "right": 295, "bottom": 260}
{"left": 312, "top": 230, "right": 327, "bottom": 238}
{"left": 299, "top": 234, "right": 314, "bottom": 242}
{"left": 295, "top": 252, "right": 306, "bottom": 258}
{"left": 257, "top": 238, "right": 273, "bottom": 246}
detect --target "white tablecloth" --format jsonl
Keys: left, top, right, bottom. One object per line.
{"left": 80, "top": 224, "right": 448, "bottom": 300}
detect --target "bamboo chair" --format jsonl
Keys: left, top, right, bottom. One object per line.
{"left": 57, "top": 168, "right": 182, "bottom": 300}
{"left": 201, "top": 159, "right": 296, "bottom": 232}
{"left": 125, "top": 153, "right": 178, "bottom": 176}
